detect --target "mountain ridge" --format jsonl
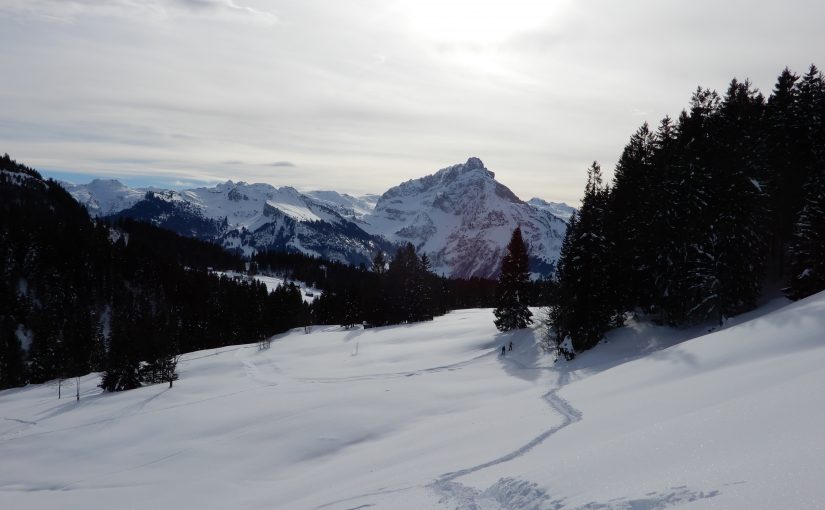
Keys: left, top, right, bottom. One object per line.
{"left": 60, "top": 158, "right": 572, "bottom": 278}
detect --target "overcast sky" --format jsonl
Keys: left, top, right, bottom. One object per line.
{"left": 2, "top": 0, "right": 824, "bottom": 204}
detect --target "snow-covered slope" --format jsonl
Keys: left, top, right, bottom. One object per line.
{"left": 3, "top": 292, "right": 824, "bottom": 509}
{"left": 361, "top": 157, "right": 568, "bottom": 278}
{"left": 527, "top": 197, "right": 576, "bottom": 222}
{"left": 304, "top": 190, "right": 379, "bottom": 223}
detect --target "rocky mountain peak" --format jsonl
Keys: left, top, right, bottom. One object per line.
{"left": 362, "top": 158, "right": 567, "bottom": 278}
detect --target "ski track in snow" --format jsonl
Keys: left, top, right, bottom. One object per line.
{"left": 425, "top": 352, "right": 721, "bottom": 510}
{"left": 429, "top": 353, "right": 583, "bottom": 510}
{"left": 311, "top": 347, "right": 585, "bottom": 510}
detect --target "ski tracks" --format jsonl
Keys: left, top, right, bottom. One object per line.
{"left": 430, "top": 364, "right": 583, "bottom": 510}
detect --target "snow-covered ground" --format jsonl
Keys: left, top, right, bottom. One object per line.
{"left": 2, "top": 294, "right": 825, "bottom": 509}
{"left": 213, "top": 271, "right": 322, "bottom": 303}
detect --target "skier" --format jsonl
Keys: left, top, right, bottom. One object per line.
{"left": 501, "top": 345, "right": 506, "bottom": 356}
{"left": 508, "top": 341, "right": 513, "bottom": 351}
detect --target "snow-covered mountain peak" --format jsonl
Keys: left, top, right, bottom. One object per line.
{"left": 362, "top": 158, "right": 567, "bottom": 278}
{"left": 381, "top": 157, "right": 501, "bottom": 204}
{"left": 61, "top": 178, "right": 146, "bottom": 216}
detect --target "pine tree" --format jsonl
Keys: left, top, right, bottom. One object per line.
{"left": 711, "top": 79, "right": 769, "bottom": 318}
{"left": 0, "top": 316, "right": 26, "bottom": 388}
{"left": 550, "top": 163, "right": 614, "bottom": 352}
{"left": 764, "top": 68, "right": 802, "bottom": 279}
{"left": 655, "top": 91, "right": 718, "bottom": 324}
{"left": 606, "top": 122, "right": 656, "bottom": 313}
{"left": 785, "top": 168, "right": 825, "bottom": 299}
{"left": 493, "top": 227, "right": 533, "bottom": 331}
{"left": 100, "top": 299, "right": 142, "bottom": 392}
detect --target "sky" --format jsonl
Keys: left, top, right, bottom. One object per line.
{"left": 2, "top": 0, "right": 824, "bottom": 204}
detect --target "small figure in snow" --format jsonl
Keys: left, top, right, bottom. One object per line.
{"left": 508, "top": 341, "right": 513, "bottom": 351}
{"left": 501, "top": 345, "right": 506, "bottom": 356}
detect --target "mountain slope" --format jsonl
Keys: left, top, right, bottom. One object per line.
{"left": 303, "top": 190, "right": 379, "bottom": 223}
{"left": 2, "top": 292, "right": 823, "bottom": 509}
{"left": 361, "top": 157, "right": 568, "bottom": 278}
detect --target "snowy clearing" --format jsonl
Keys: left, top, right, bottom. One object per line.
{"left": 214, "top": 270, "right": 322, "bottom": 303}
{"left": 1, "top": 294, "right": 824, "bottom": 509}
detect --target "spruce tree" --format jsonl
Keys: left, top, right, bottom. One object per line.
{"left": 785, "top": 168, "right": 825, "bottom": 299}
{"left": 550, "top": 163, "right": 614, "bottom": 351}
{"left": 493, "top": 227, "right": 533, "bottom": 331}
{"left": 606, "top": 122, "right": 656, "bottom": 313}
{"left": 493, "top": 226, "right": 533, "bottom": 331}
{"left": 764, "top": 68, "right": 802, "bottom": 279}
{"left": 0, "top": 316, "right": 26, "bottom": 388}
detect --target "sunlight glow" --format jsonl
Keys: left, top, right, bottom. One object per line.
{"left": 399, "top": 0, "right": 562, "bottom": 45}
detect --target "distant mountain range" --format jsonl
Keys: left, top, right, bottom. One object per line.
{"left": 61, "top": 158, "right": 574, "bottom": 278}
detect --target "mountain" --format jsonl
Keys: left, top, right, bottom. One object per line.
{"left": 60, "top": 158, "right": 570, "bottom": 278}
{"left": 60, "top": 178, "right": 145, "bottom": 216}
{"left": 360, "top": 157, "right": 568, "bottom": 278}
{"left": 63, "top": 180, "right": 391, "bottom": 266}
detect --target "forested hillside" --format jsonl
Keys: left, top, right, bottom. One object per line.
{"left": 552, "top": 65, "right": 825, "bottom": 353}
{"left": 0, "top": 155, "right": 306, "bottom": 391}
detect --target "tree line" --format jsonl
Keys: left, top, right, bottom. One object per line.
{"left": 253, "top": 246, "right": 555, "bottom": 329}
{"left": 551, "top": 65, "right": 825, "bottom": 355}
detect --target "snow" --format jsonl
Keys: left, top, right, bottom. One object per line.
{"left": 60, "top": 179, "right": 341, "bottom": 228}
{"left": 527, "top": 197, "right": 577, "bottom": 222}
{"left": 2, "top": 293, "right": 825, "bottom": 509}
{"left": 60, "top": 179, "right": 145, "bottom": 216}
{"left": 214, "top": 270, "right": 323, "bottom": 303}
{"left": 304, "top": 190, "right": 379, "bottom": 221}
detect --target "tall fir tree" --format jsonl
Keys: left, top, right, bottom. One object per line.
{"left": 606, "top": 122, "right": 656, "bottom": 313}
{"left": 764, "top": 67, "right": 802, "bottom": 279}
{"left": 785, "top": 168, "right": 825, "bottom": 299}
{"left": 493, "top": 226, "right": 533, "bottom": 331}
{"left": 550, "top": 163, "right": 614, "bottom": 352}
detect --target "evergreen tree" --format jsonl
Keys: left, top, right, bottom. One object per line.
{"left": 550, "top": 163, "right": 614, "bottom": 352}
{"left": 785, "top": 168, "right": 825, "bottom": 299}
{"left": 711, "top": 79, "right": 769, "bottom": 319}
{"left": 0, "top": 316, "right": 26, "bottom": 388}
{"left": 606, "top": 122, "right": 656, "bottom": 313}
{"left": 493, "top": 227, "right": 533, "bottom": 331}
{"left": 764, "top": 67, "right": 802, "bottom": 279}
{"left": 100, "top": 300, "right": 142, "bottom": 392}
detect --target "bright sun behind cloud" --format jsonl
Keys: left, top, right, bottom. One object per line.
{"left": 399, "top": 0, "right": 563, "bottom": 45}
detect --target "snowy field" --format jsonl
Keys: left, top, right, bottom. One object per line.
{"left": 2, "top": 294, "right": 825, "bottom": 509}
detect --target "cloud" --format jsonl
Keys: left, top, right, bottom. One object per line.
{"left": 0, "top": 0, "right": 277, "bottom": 24}
{"left": 3, "top": 0, "right": 825, "bottom": 204}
